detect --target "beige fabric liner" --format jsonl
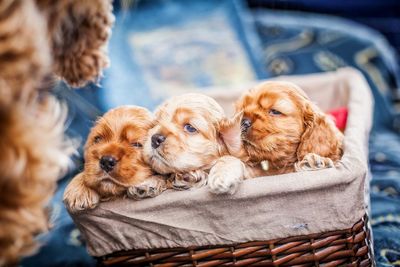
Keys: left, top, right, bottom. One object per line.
{"left": 70, "top": 68, "right": 373, "bottom": 257}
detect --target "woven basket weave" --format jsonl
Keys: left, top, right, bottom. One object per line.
{"left": 68, "top": 69, "right": 374, "bottom": 266}
{"left": 99, "top": 214, "right": 373, "bottom": 267}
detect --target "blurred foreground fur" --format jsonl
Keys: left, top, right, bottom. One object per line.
{"left": 0, "top": 0, "right": 114, "bottom": 265}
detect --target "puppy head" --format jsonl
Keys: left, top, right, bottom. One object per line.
{"left": 234, "top": 81, "right": 343, "bottom": 168}
{"left": 84, "top": 106, "right": 153, "bottom": 193}
{"left": 144, "top": 93, "right": 225, "bottom": 174}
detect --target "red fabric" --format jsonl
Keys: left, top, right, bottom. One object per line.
{"left": 328, "top": 107, "right": 348, "bottom": 131}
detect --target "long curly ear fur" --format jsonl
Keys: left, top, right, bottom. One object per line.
{"left": 296, "top": 102, "right": 344, "bottom": 162}
{"left": 36, "top": 0, "right": 114, "bottom": 87}
{"left": 0, "top": 89, "right": 75, "bottom": 266}
{"left": 0, "top": 0, "right": 113, "bottom": 265}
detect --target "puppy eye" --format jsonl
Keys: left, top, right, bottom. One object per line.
{"left": 131, "top": 142, "right": 143, "bottom": 148}
{"left": 269, "top": 109, "right": 282, "bottom": 115}
{"left": 93, "top": 136, "right": 102, "bottom": 143}
{"left": 183, "top": 124, "right": 197, "bottom": 133}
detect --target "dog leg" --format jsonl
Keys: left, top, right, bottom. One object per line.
{"left": 208, "top": 156, "right": 246, "bottom": 194}
{"left": 63, "top": 173, "right": 100, "bottom": 213}
{"left": 295, "top": 153, "right": 334, "bottom": 172}
{"left": 170, "top": 170, "right": 208, "bottom": 190}
{"left": 127, "top": 175, "right": 167, "bottom": 200}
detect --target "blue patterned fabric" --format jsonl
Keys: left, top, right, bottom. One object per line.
{"left": 21, "top": 2, "right": 400, "bottom": 266}
{"left": 248, "top": 0, "right": 400, "bottom": 70}
{"left": 100, "top": 0, "right": 265, "bottom": 110}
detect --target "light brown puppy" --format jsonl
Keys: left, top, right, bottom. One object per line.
{"left": 64, "top": 106, "right": 166, "bottom": 213}
{"left": 208, "top": 81, "right": 344, "bottom": 194}
{"left": 143, "top": 93, "right": 228, "bottom": 189}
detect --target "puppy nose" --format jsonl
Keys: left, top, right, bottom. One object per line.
{"left": 241, "top": 118, "right": 252, "bottom": 132}
{"left": 99, "top": 155, "right": 117, "bottom": 172}
{"left": 151, "top": 134, "right": 166, "bottom": 149}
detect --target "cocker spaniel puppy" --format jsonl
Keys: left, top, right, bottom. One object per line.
{"left": 64, "top": 106, "right": 167, "bottom": 213}
{"left": 143, "top": 93, "right": 228, "bottom": 190}
{"left": 208, "top": 81, "right": 344, "bottom": 194}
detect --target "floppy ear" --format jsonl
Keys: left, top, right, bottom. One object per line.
{"left": 217, "top": 111, "right": 245, "bottom": 158}
{"left": 296, "top": 103, "right": 343, "bottom": 162}
{"left": 46, "top": 0, "right": 114, "bottom": 87}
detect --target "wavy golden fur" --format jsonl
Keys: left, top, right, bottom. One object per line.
{"left": 0, "top": 0, "right": 114, "bottom": 265}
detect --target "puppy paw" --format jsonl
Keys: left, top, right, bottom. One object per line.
{"left": 127, "top": 175, "right": 167, "bottom": 200}
{"left": 63, "top": 173, "right": 100, "bottom": 213}
{"left": 295, "top": 153, "right": 334, "bottom": 172}
{"left": 208, "top": 156, "right": 244, "bottom": 195}
{"left": 170, "top": 170, "right": 208, "bottom": 190}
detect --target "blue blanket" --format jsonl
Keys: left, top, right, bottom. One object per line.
{"left": 21, "top": 2, "right": 400, "bottom": 266}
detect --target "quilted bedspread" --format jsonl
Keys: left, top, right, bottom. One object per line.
{"left": 21, "top": 1, "right": 400, "bottom": 266}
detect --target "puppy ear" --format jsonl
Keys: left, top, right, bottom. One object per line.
{"left": 296, "top": 103, "right": 343, "bottom": 162}
{"left": 218, "top": 111, "right": 244, "bottom": 157}
{"left": 48, "top": 1, "right": 114, "bottom": 87}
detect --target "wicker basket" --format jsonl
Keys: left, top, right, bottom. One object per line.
{"left": 69, "top": 69, "right": 375, "bottom": 267}
{"left": 99, "top": 214, "right": 373, "bottom": 266}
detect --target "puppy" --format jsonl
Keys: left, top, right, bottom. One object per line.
{"left": 143, "top": 93, "right": 227, "bottom": 189}
{"left": 208, "top": 81, "right": 344, "bottom": 194}
{"left": 64, "top": 106, "right": 166, "bottom": 213}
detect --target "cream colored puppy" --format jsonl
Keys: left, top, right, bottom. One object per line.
{"left": 143, "top": 93, "right": 230, "bottom": 189}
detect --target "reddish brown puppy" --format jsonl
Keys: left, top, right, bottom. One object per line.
{"left": 64, "top": 106, "right": 166, "bottom": 212}
{"left": 208, "top": 81, "right": 344, "bottom": 194}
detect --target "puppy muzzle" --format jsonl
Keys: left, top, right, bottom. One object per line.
{"left": 241, "top": 118, "right": 252, "bottom": 133}
{"left": 99, "top": 155, "right": 117, "bottom": 172}
{"left": 151, "top": 133, "right": 166, "bottom": 149}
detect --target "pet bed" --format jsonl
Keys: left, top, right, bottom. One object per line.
{"left": 70, "top": 68, "right": 374, "bottom": 266}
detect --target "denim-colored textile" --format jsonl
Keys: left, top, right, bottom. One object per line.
{"left": 21, "top": 3, "right": 400, "bottom": 267}
{"left": 248, "top": 0, "right": 400, "bottom": 68}
{"left": 100, "top": 0, "right": 265, "bottom": 110}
